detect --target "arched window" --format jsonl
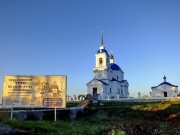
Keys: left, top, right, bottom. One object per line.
{"left": 99, "top": 58, "right": 103, "bottom": 66}
{"left": 110, "top": 88, "right": 111, "bottom": 94}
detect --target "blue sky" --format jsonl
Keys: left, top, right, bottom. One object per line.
{"left": 0, "top": 0, "right": 180, "bottom": 100}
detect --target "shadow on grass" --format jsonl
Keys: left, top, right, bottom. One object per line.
{"left": 82, "top": 100, "right": 180, "bottom": 135}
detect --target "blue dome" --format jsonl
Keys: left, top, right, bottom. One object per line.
{"left": 110, "top": 63, "right": 122, "bottom": 70}
{"left": 97, "top": 49, "right": 109, "bottom": 55}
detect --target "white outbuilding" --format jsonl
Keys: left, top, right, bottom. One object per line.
{"left": 86, "top": 34, "right": 129, "bottom": 100}
{"left": 151, "top": 76, "right": 178, "bottom": 98}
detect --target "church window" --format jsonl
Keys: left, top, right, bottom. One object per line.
{"left": 99, "top": 58, "right": 103, "bottom": 66}
{"left": 117, "top": 76, "right": 118, "bottom": 80}
{"left": 110, "top": 88, "right": 111, "bottom": 94}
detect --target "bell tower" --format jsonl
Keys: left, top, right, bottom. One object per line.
{"left": 94, "top": 32, "right": 110, "bottom": 71}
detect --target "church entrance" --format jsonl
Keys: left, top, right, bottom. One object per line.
{"left": 93, "top": 88, "right": 97, "bottom": 95}
{"left": 164, "top": 92, "right": 167, "bottom": 97}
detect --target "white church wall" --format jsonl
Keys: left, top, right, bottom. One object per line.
{"left": 109, "top": 82, "right": 117, "bottom": 98}
{"left": 103, "top": 86, "right": 109, "bottom": 99}
{"left": 112, "top": 70, "right": 123, "bottom": 81}
{"left": 87, "top": 80, "right": 104, "bottom": 95}
{"left": 94, "top": 71, "right": 102, "bottom": 79}
{"left": 102, "top": 70, "right": 108, "bottom": 79}
{"left": 122, "top": 85, "right": 125, "bottom": 97}
{"left": 94, "top": 70, "right": 109, "bottom": 79}
{"left": 119, "top": 83, "right": 128, "bottom": 97}
{"left": 87, "top": 85, "right": 91, "bottom": 95}
{"left": 124, "top": 85, "right": 129, "bottom": 97}
{"left": 152, "top": 84, "right": 178, "bottom": 98}
{"left": 95, "top": 53, "right": 109, "bottom": 68}
{"left": 121, "top": 84, "right": 126, "bottom": 97}
{"left": 107, "top": 69, "right": 113, "bottom": 80}
{"left": 152, "top": 88, "right": 163, "bottom": 97}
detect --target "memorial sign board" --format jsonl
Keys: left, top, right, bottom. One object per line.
{"left": 2, "top": 76, "right": 67, "bottom": 108}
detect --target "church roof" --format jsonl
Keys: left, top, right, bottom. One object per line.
{"left": 111, "top": 78, "right": 127, "bottom": 83}
{"left": 110, "top": 63, "right": 123, "bottom": 71}
{"left": 87, "top": 78, "right": 128, "bottom": 86}
{"left": 151, "top": 81, "right": 178, "bottom": 89}
{"left": 97, "top": 49, "right": 109, "bottom": 55}
{"left": 86, "top": 79, "right": 108, "bottom": 85}
{"left": 95, "top": 79, "right": 108, "bottom": 85}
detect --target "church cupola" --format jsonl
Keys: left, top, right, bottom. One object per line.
{"left": 163, "top": 75, "right": 166, "bottom": 82}
{"left": 110, "top": 54, "right": 114, "bottom": 64}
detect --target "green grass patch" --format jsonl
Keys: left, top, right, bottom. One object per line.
{"left": 66, "top": 102, "right": 79, "bottom": 108}
{"left": 1, "top": 120, "right": 107, "bottom": 135}
{"left": 0, "top": 99, "right": 179, "bottom": 134}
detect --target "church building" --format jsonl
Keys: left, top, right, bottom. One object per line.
{"left": 86, "top": 35, "right": 129, "bottom": 100}
{"left": 151, "top": 76, "right": 178, "bottom": 98}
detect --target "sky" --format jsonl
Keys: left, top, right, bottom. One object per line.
{"left": 0, "top": 0, "right": 180, "bottom": 101}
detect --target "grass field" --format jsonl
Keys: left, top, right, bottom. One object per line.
{"left": 0, "top": 99, "right": 179, "bottom": 135}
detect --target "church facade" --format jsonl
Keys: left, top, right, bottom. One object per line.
{"left": 151, "top": 76, "right": 178, "bottom": 98}
{"left": 86, "top": 36, "right": 129, "bottom": 100}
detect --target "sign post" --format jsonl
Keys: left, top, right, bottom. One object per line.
{"left": 10, "top": 108, "right": 13, "bottom": 120}
{"left": 54, "top": 108, "right": 57, "bottom": 122}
